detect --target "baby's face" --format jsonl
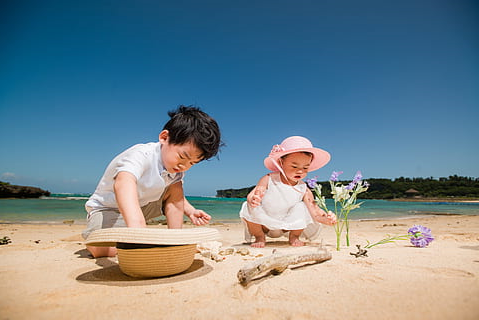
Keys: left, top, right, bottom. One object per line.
{"left": 280, "top": 152, "right": 312, "bottom": 183}
{"left": 161, "top": 141, "right": 203, "bottom": 173}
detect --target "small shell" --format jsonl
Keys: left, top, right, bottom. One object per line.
{"left": 219, "top": 247, "right": 235, "bottom": 255}
{"left": 237, "top": 248, "right": 250, "bottom": 256}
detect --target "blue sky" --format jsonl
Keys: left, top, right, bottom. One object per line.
{"left": 1, "top": 0, "right": 478, "bottom": 196}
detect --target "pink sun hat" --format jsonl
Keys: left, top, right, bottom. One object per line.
{"left": 264, "top": 136, "right": 331, "bottom": 173}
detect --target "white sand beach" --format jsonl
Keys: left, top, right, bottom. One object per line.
{"left": 1, "top": 215, "right": 478, "bottom": 320}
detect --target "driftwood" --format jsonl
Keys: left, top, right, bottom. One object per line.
{"left": 350, "top": 244, "right": 368, "bottom": 258}
{"left": 237, "top": 247, "right": 332, "bottom": 285}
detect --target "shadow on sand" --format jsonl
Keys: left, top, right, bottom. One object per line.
{"left": 74, "top": 250, "right": 213, "bottom": 286}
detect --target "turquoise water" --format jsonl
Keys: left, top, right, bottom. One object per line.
{"left": 0, "top": 195, "right": 478, "bottom": 223}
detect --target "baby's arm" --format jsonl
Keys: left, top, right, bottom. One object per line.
{"left": 114, "top": 171, "right": 147, "bottom": 228}
{"left": 303, "top": 188, "right": 337, "bottom": 225}
{"left": 247, "top": 174, "right": 269, "bottom": 208}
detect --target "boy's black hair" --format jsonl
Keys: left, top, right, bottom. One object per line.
{"left": 163, "top": 105, "right": 223, "bottom": 160}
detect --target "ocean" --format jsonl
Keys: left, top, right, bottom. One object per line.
{"left": 0, "top": 194, "right": 478, "bottom": 224}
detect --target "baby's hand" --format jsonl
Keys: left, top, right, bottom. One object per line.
{"left": 324, "top": 210, "right": 337, "bottom": 225}
{"left": 248, "top": 187, "right": 265, "bottom": 208}
{"left": 315, "top": 210, "right": 337, "bottom": 225}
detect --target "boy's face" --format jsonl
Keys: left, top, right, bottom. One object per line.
{"left": 159, "top": 130, "right": 203, "bottom": 173}
{"left": 280, "top": 152, "right": 312, "bottom": 183}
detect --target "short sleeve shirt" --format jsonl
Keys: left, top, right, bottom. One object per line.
{"left": 85, "top": 142, "right": 184, "bottom": 211}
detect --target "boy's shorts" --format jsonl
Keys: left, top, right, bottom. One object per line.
{"left": 81, "top": 199, "right": 164, "bottom": 240}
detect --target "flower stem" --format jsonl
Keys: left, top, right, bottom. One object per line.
{"left": 344, "top": 208, "right": 352, "bottom": 247}
{"left": 345, "top": 217, "right": 350, "bottom": 246}
{"left": 364, "top": 235, "right": 410, "bottom": 248}
{"left": 336, "top": 229, "right": 341, "bottom": 251}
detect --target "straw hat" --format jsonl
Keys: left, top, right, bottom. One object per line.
{"left": 264, "top": 136, "right": 330, "bottom": 173}
{"left": 86, "top": 227, "right": 221, "bottom": 278}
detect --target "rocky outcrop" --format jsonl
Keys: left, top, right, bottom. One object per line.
{"left": 216, "top": 186, "right": 254, "bottom": 198}
{"left": 0, "top": 181, "right": 51, "bottom": 198}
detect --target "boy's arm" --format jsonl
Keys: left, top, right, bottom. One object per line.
{"left": 303, "top": 188, "right": 337, "bottom": 225}
{"left": 163, "top": 181, "right": 185, "bottom": 228}
{"left": 184, "top": 198, "right": 211, "bottom": 226}
{"left": 114, "top": 171, "right": 147, "bottom": 228}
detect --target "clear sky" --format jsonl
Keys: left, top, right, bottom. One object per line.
{"left": 1, "top": 0, "right": 478, "bottom": 196}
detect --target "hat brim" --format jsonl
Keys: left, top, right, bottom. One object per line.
{"left": 264, "top": 147, "right": 331, "bottom": 172}
{"left": 85, "top": 227, "right": 221, "bottom": 247}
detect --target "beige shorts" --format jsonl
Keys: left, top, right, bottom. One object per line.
{"left": 81, "top": 199, "right": 164, "bottom": 240}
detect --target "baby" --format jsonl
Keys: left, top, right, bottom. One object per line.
{"left": 239, "top": 136, "right": 336, "bottom": 247}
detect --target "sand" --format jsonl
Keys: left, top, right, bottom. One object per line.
{"left": 1, "top": 215, "right": 478, "bottom": 320}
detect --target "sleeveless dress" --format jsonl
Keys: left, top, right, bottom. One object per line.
{"left": 239, "top": 172, "right": 321, "bottom": 241}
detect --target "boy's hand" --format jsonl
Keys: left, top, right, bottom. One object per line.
{"left": 188, "top": 209, "right": 211, "bottom": 226}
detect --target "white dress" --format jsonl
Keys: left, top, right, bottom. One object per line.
{"left": 239, "top": 172, "right": 321, "bottom": 241}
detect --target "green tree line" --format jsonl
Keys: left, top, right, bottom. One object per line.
{"left": 216, "top": 175, "right": 479, "bottom": 199}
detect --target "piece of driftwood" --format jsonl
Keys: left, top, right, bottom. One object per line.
{"left": 350, "top": 244, "right": 368, "bottom": 258}
{"left": 237, "top": 247, "right": 332, "bottom": 285}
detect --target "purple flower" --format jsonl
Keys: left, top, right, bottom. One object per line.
{"left": 345, "top": 171, "right": 363, "bottom": 190}
{"left": 363, "top": 180, "right": 370, "bottom": 188}
{"left": 330, "top": 171, "right": 343, "bottom": 182}
{"left": 408, "top": 225, "right": 434, "bottom": 248}
{"left": 345, "top": 181, "right": 355, "bottom": 190}
{"left": 352, "top": 171, "right": 362, "bottom": 184}
{"left": 307, "top": 177, "right": 318, "bottom": 188}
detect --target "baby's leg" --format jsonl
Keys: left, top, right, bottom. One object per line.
{"left": 244, "top": 219, "right": 267, "bottom": 248}
{"left": 288, "top": 229, "right": 305, "bottom": 247}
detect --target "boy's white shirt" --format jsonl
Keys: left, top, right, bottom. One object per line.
{"left": 85, "top": 142, "right": 184, "bottom": 213}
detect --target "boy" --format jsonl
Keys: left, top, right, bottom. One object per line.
{"left": 82, "top": 105, "right": 222, "bottom": 257}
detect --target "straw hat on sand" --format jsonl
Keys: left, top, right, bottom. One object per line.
{"left": 86, "top": 227, "right": 221, "bottom": 278}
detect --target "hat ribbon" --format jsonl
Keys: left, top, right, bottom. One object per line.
{"left": 269, "top": 144, "right": 287, "bottom": 178}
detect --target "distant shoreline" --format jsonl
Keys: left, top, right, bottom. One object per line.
{"left": 388, "top": 197, "right": 479, "bottom": 203}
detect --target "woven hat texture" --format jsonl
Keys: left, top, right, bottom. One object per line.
{"left": 117, "top": 244, "right": 197, "bottom": 278}
{"left": 85, "top": 227, "right": 221, "bottom": 247}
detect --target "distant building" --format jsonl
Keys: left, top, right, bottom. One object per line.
{"left": 405, "top": 188, "right": 420, "bottom": 198}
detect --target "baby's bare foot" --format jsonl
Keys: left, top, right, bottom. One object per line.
{"left": 289, "top": 237, "right": 305, "bottom": 247}
{"left": 251, "top": 235, "right": 266, "bottom": 248}
{"left": 251, "top": 241, "right": 265, "bottom": 248}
